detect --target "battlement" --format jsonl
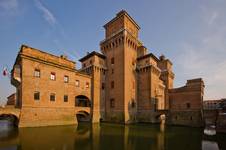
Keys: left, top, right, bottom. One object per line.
{"left": 19, "top": 45, "right": 76, "bottom": 70}
{"left": 103, "top": 10, "right": 140, "bottom": 39}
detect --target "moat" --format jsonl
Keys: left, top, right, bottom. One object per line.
{"left": 0, "top": 121, "right": 226, "bottom": 150}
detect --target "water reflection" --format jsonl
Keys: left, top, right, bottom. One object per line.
{"left": 0, "top": 122, "right": 226, "bottom": 150}
{"left": 202, "top": 141, "right": 219, "bottom": 150}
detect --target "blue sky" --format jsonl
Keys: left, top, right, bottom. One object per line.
{"left": 0, "top": 0, "right": 226, "bottom": 105}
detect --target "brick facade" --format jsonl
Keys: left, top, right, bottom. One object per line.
{"left": 10, "top": 10, "right": 205, "bottom": 127}
{"left": 168, "top": 79, "right": 204, "bottom": 127}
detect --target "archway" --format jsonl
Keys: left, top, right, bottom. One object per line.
{"left": 0, "top": 114, "right": 19, "bottom": 127}
{"left": 76, "top": 111, "right": 91, "bottom": 123}
{"left": 75, "top": 95, "right": 91, "bottom": 107}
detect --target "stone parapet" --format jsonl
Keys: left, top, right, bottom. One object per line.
{"left": 168, "top": 110, "right": 203, "bottom": 127}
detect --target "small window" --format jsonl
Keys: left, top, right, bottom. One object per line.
{"left": 64, "top": 95, "right": 68, "bottom": 102}
{"left": 50, "top": 72, "right": 56, "bottom": 80}
{"left": 131, "top": 101, "right": 136, "bottom": 108}
{"left": 90, "top": 60, "right": 92, "bottom": 65}
{"left": 186, "top": 103, "right": 191, "bottom": 109}
{"left": 75, "top": 80, "right": 80, "bottom": 87}
{"left": 102, "top": 83, "right": 105, "bottom": 90}
{"left": 50, "top": 93, "right": 55, "bottom": 101}
{"left": 111, "top": 69, "right": 114, "bottom": 74}
{"left": 111, "top": 81, "right": 114, "bottom": 89}
{"left": 111, "top": 57, "right": 114, "bottom": 64}
{"left": 34, "top": 91, "right": 40, "bottom": 100}
{"left": 110, "top": 98, "right": 115, "bottom": 108}
{"left": 34, "top": 69, "right": 40, "bottom": 78}
{"left": 83, "top": 63, "right": 86, "bottom": 68}
{"left": 64, "top": 75, "right": 69, "bottom": 83}
{"left": 86, "top": 82, "right": 89, "bottom": 88}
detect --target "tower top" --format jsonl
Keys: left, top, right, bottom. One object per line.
{"left": 103, "top": 10, "right": 140, "bottom": 30}
{"left": 103, "top": 10, "right": 140, "bottom": 39}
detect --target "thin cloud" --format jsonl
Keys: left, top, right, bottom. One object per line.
{"left": 174, "top": 5, "right": 226, "bottom": 100}
{"left": 53, "top": 39, "right": 81, "bottom": 61}
{"left": 208, "top": 11, "right": 218, "bottom": 25}
{"left": 34, "top": 0, "right": 78, "bottom": 62}
{"left": 34, "top": 0, "right": 56, "bottom": 26}
{"left": 177, "top": 29, "right": 226, "bottom": 99}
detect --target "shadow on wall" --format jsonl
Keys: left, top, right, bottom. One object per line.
{"left": 128, "top": 100, "right": 137, "bottom": 123}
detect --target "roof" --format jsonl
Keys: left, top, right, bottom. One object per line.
{"left": 12, "top": 44, "right": 77, "bottom": 72}
{"left": 137, "top": 53, "right": 159, "bottom": 62}
{"left": 103, "top": 10, "right": 140, "bottom": 30}
{"left": 79, "top": 51, "right": 106, "bottom": 62}
{"left": 20, "top": 44, "right": 76, "bottom": 64}
{"left": 7, "top": 93, "right": 16, "bottom": 99}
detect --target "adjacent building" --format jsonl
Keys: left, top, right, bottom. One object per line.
{"left": 7, "top": 93, "right": 16, "bottom": 106}
{"left": 168, "top": 79, "right": 204, "bottom": 126}
{"left": 203, "top": 100, "right": 222, "bottom": 110}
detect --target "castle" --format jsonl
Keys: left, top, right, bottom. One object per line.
{"left": 10, "top": 10, "right": 204, "bottom": 127}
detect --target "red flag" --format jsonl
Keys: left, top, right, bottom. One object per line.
{"left": 3, "top": 67, "right": 7, "bottom": 76}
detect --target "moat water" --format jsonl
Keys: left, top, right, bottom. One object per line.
{"left": 0, "top": 121, "right": 226, "bottom": 150}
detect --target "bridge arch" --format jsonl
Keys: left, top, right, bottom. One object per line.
{"left": 76, "top": 110, "right": 91, "bottom": 123}
{"left": 0, "top": 114, "right": 19, "bottom": 127}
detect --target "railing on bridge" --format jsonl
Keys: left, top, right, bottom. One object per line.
{"left": 75, "top": 107, "right": 91, "bottom": 114}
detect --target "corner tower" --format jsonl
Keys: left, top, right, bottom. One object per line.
{"left": 157, "top": 55, "right": 174, "bottom": 109}
{"left": 100, "top": 10, "right": 141, "bottom": 123}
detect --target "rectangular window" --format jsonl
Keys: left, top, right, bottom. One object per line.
{"left": 186, "top": 103, "right": 191, "bottom": 109}
{"left": 110, "top": 98, "right": 115, "bottom": 108}
{"left": 64, "top": 75, "right": 69, "bottom": 83}
{"left": 86, "top": 82, "right": 89, "bottom": 88}
{"left": 50, "top": 72, "right": 56, "bottom": 80}
{"left": 102, "top": 83, "right": 105, "bottom": 90}
{"left": 34, "top": 91, "right": 40, "bottom": 100}
{"left": 131, "top": 101, "right": 136, "bottom": 108}
{"left": 111, "top": 57, "right": 114, "bottom": 64}
{"left": 111, "top": 81, "right": 114, "bottom": 89}
{"left": 64, "top": 95, "right": 68, "bottom": 102}
{"left": 34, "top": 69, "right": 40, "bottom": 78}
{"left": 83, "top": 63, "right": 86, "bottom": 68}
{"left": 75, "top": 80, "right": 80, "bottom": 87}
{"left": 50, "top": 93, "right": 55, "bottom": 101}
{"left": 90, "top": 60, "right": 92, "bottom": 64}
{"left": 111, "top": 69, "right": 114, "bottom": 74}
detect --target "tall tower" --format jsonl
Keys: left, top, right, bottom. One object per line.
{"left": 157, "top": 55, "right": 174, "bottom": 109}
{"left": 100, "top": 10, "right": 141, "bottom": 123}
{"left": 79, "top": 52, "right": 106, "bottom": 123}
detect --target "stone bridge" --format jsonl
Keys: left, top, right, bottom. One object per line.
{"left": 0, "top": 106, "right": 92, "bottom": 127}
{"left": 155, "top": 110, "right": 169, "bottom": 118}
{"left": 203, "top": 110, "right": 218, "bottom": 125}
{"left": 0, "top": 106, "right": 21, "bottom": 119}
{"left": 75, "top": 106, "right": 90, "bottom": 114}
